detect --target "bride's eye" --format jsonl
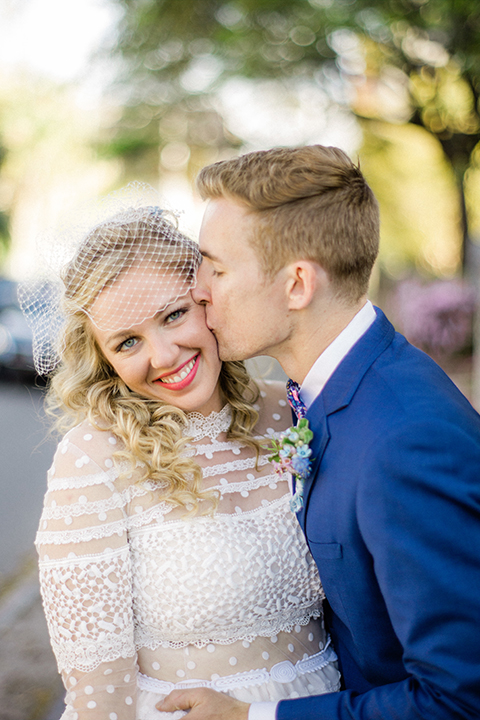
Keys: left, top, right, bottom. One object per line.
{"left": 118, "top": 336, "right": 138, "bottom": 352}
{"left": 165, "top": 307, "right": 187, "bottom": 324}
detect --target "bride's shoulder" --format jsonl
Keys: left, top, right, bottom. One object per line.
{"left": 254, "top": 380, "right": 291, "bottom": 434}
{"left": 52, "top": 419, "right": 122, "bottom": 473}
{"left": 61, "top": 418, "right": 119, "bottom": 448}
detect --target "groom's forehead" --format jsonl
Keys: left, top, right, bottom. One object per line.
{"left": 200, "top": 199, "right": 258, "bottom": 254}
{"left": 201, "top": 196, "right": 255, "bottom": 234}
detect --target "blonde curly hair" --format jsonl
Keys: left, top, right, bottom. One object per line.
{"left": 46, "top": 208, "right": 261, "bottom": 515}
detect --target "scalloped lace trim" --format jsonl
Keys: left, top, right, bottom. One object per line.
{"left": 135, "top": 607, "right": 323, "bottom": 650}
{"left": 35, "top": 516, "right": 128, "bottom": 546}
{"left": 126, "top": 501, "right": 173, "bottom": 528}
{"left": 201, "top": 455, "right": 270, "bottom": 478}
{"left": 51, "top": 635, "right": 137, "bottom": 675}
{"left": 36, "top": 500, "right": 178, "bottom": 547}
{"left": 48, "top": 467, "right": 119, "bottom": 491}
{"left": 42, "top": 491, "right": 127, "bottom": 520}
{"left": 193, "top": 439, "right": 243, "bottom": 458}
{"left": 42, "top": 483, "right": 151, "bottom": 521}
{"left": 130, "top": 494, "right": 290, "bottom": 535}
{"left": 213, "top": 493, "right": 291, "bottom": 519}
{"left": 212, "top": 472, "right": 288, "bottom": 495}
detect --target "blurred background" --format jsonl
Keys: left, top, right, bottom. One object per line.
{"left": 0, "top": 1, "right": 479, "bottom": 717}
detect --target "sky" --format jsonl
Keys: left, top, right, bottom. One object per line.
{"left": 0, "top": 0, "right": 120, "bottom": 83}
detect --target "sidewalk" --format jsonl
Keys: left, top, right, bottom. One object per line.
{"left": 0, "top": 557, "right": 64, "bottom": 720}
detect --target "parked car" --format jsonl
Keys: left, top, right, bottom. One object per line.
{"left": 0, "top": 278, "right": 36, "bottom": 378}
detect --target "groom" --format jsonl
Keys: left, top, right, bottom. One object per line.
{"left": 158, "top": 145, "right": 480, "bottom": 719}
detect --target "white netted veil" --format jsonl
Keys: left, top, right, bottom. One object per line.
{"left": 18, "top": 182, "right": 201, "bottom": 375}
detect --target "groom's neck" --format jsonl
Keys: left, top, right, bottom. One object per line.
{"left": 274, "top": 295, "right": 368, "bottom": 385}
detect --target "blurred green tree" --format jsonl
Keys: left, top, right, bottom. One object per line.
{"left": 108, "top": 0, "right": 480, "bottom": 271}
{"left": 0, "top": 136, "right": 11, "bottom": 266}
{"left": 0, "top": 73, "right": 120, "bottom": 279}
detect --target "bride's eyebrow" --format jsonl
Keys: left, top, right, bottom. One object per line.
{"left": 103, "top": 297, "right": 190, "bottom": 347}
{"left": 104, "top": 328, "right": 137, "bottom": 348}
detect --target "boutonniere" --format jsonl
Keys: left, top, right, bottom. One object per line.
{"left": 268, "top": 418, "right": 314, "bottom": 513}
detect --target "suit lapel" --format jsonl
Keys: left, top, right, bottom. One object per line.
{"left": 297, "top": 308, "right": 396, "bottom": 526}
{"left": 296, "top": 394, "right": 330, "bottom": 527}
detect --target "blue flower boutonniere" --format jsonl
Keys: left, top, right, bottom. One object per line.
{"left": 268, "top": 418, "right": 314, "bottom": 513}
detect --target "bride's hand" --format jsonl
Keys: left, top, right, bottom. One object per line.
{"left": 156, "top": 687, "right": 250, "bottom": 719}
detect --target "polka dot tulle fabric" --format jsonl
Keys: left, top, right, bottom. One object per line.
{"left": 36, "top": 382, "right": 340, "bottom": 719}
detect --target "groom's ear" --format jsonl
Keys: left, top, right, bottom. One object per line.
{"left": 285, "top": 261, "right": 327, "bottom": 310}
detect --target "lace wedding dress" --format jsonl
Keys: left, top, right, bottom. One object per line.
{"left": 36, "top": 381, "right": 340, "bottom": 719}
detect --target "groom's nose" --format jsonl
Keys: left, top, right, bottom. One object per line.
{"left": 191, "top": 262, "right": 211, "bottom": 305}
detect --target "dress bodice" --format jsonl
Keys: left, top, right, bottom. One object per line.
{"left": 36, "top": 382, "right": 334, "bottom": 719}
{"left": 131, "top": 496, "right": 321, "bottom": 650}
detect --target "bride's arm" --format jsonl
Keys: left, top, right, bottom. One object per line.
{"left": 36, "top": 428, "right": 137, "bottom": 719}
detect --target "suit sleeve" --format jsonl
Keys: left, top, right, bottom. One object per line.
{"left": 277, "top": 416, "right": 480, "bottom": 720}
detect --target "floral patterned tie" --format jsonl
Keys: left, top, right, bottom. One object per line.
{"left": 285, "top": 379, "right": 309, "bottom": 513}
{"left": 286, "top": 379, "right": 307, "bottom": 420}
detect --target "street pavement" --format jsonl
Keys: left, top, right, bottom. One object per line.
{"left": 0, "top": 380, "right": 58, "bottom": 577}
{"left": 0, "top": 379, "right": 64, "bottom": 719}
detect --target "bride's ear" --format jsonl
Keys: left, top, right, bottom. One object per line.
{"left": 285, "top": 261, "right": 327, "bottom": 310}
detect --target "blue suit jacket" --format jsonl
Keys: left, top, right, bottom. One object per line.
{"left": 277, "top": 308, "right": 480, "bottom": 720}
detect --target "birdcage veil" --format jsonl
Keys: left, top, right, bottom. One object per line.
{"left": 18, "top": 182, "right": 201, "bottom": 375}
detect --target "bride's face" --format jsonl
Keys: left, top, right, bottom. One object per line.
{"left": 89, "top": 266, "right": 223, "bottom": 416}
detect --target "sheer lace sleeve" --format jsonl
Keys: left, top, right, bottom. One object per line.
{"left": 254, "top": 380, "right": 291, "bottom": 437}
{"left": 35, "top": 424, "right": 138, "bottom": 720}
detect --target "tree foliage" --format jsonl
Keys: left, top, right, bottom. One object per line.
{"left": 108, "top": 0, "right": 480, "bottom": 264}
{"left": 0, "top": 136, "right": 10, "bottom": 264}
{"left": 112, "top": 0, "right": 480, "bottom": 135}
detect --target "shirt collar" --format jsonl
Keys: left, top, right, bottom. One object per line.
{"left": 301, "top": 300, "right": 377, "bottom": 409}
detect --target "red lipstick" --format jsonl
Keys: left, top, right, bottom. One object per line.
{"left": 153, "top": 353, "right": 200, "bottom": 391}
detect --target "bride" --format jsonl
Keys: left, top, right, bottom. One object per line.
{"left": 24, "top": 198, "right": 340, "bottom": 719}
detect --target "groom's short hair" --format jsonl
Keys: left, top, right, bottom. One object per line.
{"left": 196, "top": 145, "right": 379, "bottom": 301}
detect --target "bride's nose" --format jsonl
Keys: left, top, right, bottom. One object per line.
{"left": 148, "top": 336, "right": 179, "bottom": 370}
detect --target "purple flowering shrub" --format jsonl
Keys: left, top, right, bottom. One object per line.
{"left": 394, "top": 279, "right": 476, "bottom": 357}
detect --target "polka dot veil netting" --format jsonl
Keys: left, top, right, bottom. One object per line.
{"left": 18, "top": 182, "right": 201, "bottom": 375}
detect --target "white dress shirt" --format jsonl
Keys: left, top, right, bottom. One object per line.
{"left": 247, "top": 301, "right": 376, "bottom": 720}
{"left": 301, "top": 300, "right": 376, "bottom": 409}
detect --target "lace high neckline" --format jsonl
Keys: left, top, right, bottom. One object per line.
{"left": 185, "top": 405, "right": 232, "bottom": 440}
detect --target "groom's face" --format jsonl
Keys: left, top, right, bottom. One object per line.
{"left": 193, "top": 198, "right": 291, "bottom": 361}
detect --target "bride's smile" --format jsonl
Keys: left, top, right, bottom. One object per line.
{"left": 153, "top": 352, "right": 199, "bottom": 387}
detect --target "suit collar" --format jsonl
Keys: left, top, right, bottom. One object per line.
{"left": 310, "top": 307, "right": 395, "bottom": 418}
{"left": 301, "top": 300, "right": 376, "bottom": 409}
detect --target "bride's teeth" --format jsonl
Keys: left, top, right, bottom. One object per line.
{"left": 160, "top": 356, "right": 197, "bottom": 384}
